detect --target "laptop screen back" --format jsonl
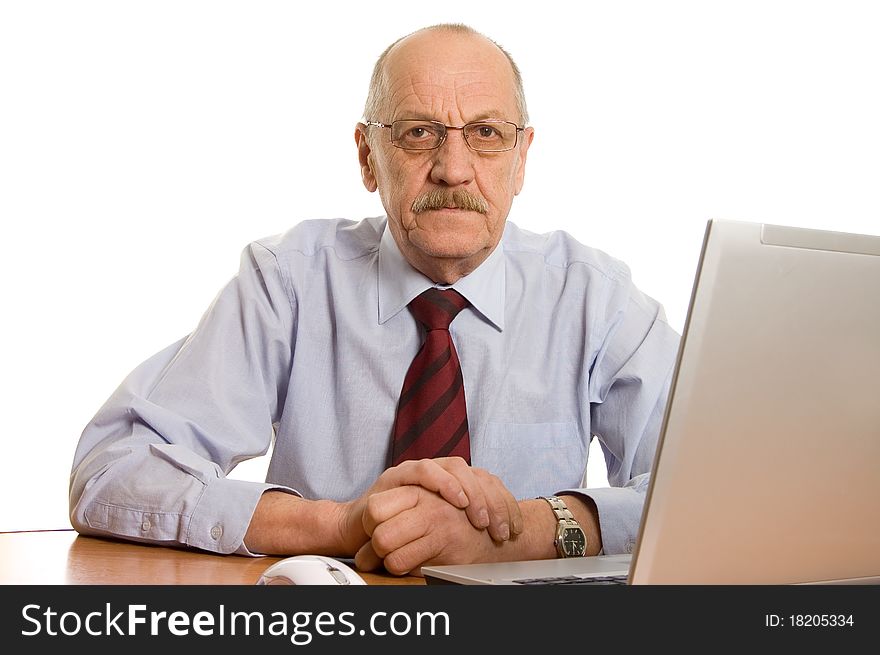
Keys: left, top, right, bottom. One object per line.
{"left": 630, "top": 219, "right": 880, "bottom": 584}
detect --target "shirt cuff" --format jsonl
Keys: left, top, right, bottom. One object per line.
{"left": 186, "top": 477, "right": 300, "bottom": 555}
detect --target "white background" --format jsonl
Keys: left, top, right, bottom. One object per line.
{"left": 1, "top": 1, "right": 878, "bottom": 531}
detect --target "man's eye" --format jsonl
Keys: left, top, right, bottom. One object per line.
{"left": 403, "top": 125, "right": 439, "bottom": 139}
{"left": 469, "top": 124, "right": 504, "bottom": 142}
{"left": 393, "top": 122, "right": 443, "bottom": 149}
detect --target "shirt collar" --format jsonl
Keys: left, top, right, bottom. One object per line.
{"left": 377, "top": 219, "right": 505, "bottom": 331}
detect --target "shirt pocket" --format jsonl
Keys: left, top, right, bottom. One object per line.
{"left": 476, "top": 421, "right": 586, "bottom": 500}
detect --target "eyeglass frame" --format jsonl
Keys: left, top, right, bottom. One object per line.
{"left": 364, "top": 118, "right": 526, "bottom": 152}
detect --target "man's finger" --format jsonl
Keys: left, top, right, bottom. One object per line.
{"left": 368, "top": 496, "right": 436, "bottom": 559}
{"left": 432, "top": 457, "right": 491, "bottom": 531}
{"left": 381, "top": 535, "right": 444, "bottom": 577}
{"left": 478, "top": 471, "right": 522, "bottom": 542}
{"left": 362, "top": 485, "right": 421, "bottom": 536}
{"left": 354, "top": 540, "right": 383, "bottom": 572}
{"left": 379, "top": 460, "right": 469, "bottom": 509}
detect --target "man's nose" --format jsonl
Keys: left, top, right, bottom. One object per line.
{"left": 429, "top": 129, "right": 476, "bottom": 187}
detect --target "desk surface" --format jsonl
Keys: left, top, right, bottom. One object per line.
{"left": 0, "top": 530, "right": 424, "bottom": 586}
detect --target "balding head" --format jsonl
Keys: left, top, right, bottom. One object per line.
{"left": 364, "top": 24, "right": 529, "bottom": 126}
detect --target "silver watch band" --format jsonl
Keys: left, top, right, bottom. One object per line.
{"left": 540, "top": 495, "right": 580, "bottom": 530}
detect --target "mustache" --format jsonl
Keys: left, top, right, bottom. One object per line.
{"left": 411, "top": 189, "right": 489, "bottom": 215}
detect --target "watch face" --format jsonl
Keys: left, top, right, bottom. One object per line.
{"left": 561, "top": 527, "right": 586, "bottom": 556}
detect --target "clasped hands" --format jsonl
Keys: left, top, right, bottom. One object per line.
{"left": 343, "top": 457, "right": 523, "bottom": 575}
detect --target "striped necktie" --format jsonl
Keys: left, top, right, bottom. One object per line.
{"left": 391, "top": 288, "right": 471, "bottom": 465}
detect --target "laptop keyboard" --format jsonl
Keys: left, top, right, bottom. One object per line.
{"left": 512, "top": 574, "right": 628, "bottom": 585}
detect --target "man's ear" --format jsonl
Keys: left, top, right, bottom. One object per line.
{"left": 513, "top": 126, "right": 534, "bottom": 196}
{"left": 355, "top": 123, "right": 378, "bottom": 192}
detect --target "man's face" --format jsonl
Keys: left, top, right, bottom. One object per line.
{"left": 357, "top": 30, "right": 534, "bottom": 284}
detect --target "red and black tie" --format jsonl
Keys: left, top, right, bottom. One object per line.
{"left": 391, "top": 288, "right": 471, "bottom": 465}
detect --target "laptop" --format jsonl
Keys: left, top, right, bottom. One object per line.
{"left": 423, "top": 218, "right": 880, "bottom": 585}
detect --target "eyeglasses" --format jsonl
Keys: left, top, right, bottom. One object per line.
{"left": 365, "top": 119, "right": 524, "bottom": 152}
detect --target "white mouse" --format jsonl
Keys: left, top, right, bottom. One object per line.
{"left": 255, "top": 555, "right": 368, "bottom": 586}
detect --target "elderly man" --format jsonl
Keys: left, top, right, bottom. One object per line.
{"left": 70, "top": 24, "right": 679, "bottom": 576}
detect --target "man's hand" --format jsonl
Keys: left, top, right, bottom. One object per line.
{"left": 339, "top": 457, "right": 523, "bottom": 553}
{"left": 426, "top": 457, "right": 523, "bottom": 541}
{"left": 354, "top": 485, "right": 503, "bottom": 575}
{"left": 352, "top": 489, "right": 604, "bottom": 575}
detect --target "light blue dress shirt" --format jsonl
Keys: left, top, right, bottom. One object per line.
{"left": 70, "top": 217, "right": 680, "bottom": 556}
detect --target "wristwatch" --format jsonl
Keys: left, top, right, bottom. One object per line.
{"left": 539, "top": 495, "right": 587, "bottom": 558}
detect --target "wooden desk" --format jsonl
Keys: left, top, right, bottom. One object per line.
{"left": 0, "top": 530, "right": 424, "bottom": 586}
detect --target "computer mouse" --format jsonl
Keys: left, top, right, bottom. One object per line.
{"left": 255, "top": 555, "right": 368, "bottom": 586}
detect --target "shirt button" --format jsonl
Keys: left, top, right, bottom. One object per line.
{"left": 210, "top": 525, "right": 223, "bottom": 540}
{"left": 141, "top": 518, "right": 151, "bottom": 532}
